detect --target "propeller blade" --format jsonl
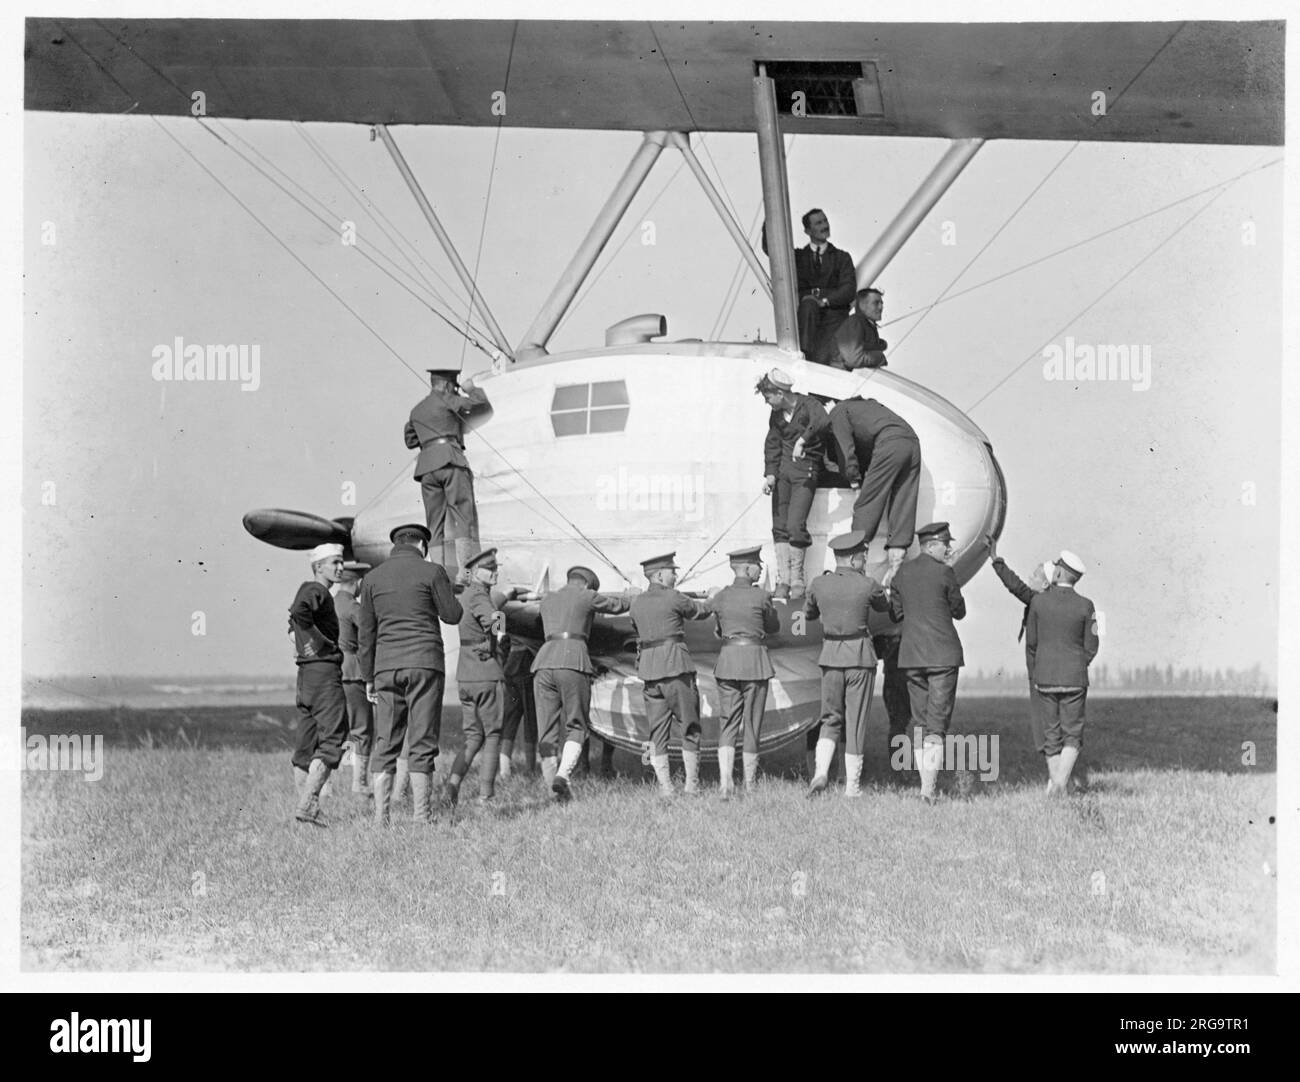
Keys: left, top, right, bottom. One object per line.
{"left": 242, "top": 508, "right": 351, "bottom": 551}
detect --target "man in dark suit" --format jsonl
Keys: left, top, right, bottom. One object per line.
{"left": 828, "top": 396, "right": 922, "bottom": 574}
{"left": 887, "top": 522, "right": 966, "bottom": 803}
{"left": 763, "top": 208, "right": 856, "bottom": 363}
{"left": 802, "top": 531, "right": 892, "bottom": 798}
{"left": 834, "top": 288, "right": 889, "bottom": 371}
{"left": 758, "top": 367, "right": 830, "bottom": 601}
{"left": 404, "top": 368, "right": 492, "bottom": 579}
{"left": 1026, "top": 551, "right": 1100, "bottom": 796}
{"left": 709, "top": 546, "right": 782, "bottom": 797}
{"left": 358, "top": 523, "right": 463, "bottom": 825}
{"left": 532, "top": 566, "right": 631, "bottom": 802}
{"left": 630, "top": 553, "right": 713, "bottom": 796}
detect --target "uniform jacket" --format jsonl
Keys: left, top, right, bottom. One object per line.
{"left": 828, "top": 397, "right": 919, "bottom": 486}
{"left": 531, "top": 584, "right": 630, "bottom": 675}
{"left": 357, "top": 545, "right": 463, "bottom": 679}
{"left": 333, "top": 589, "right": 363, "bottom": 680}
{"left": 764, "top": 393, "right": 830, "bottom": 478}
{"left": 803, "top": 568, "right": 891, "bottom": 668}
{"left": 710, "top": 579, "right": 780, "bottom": 680}
{"left": 404, "top": 384, "right": 492, "bottom": 479}
{"left": 888, "top": 553, "right": 966, "bottom": 668}
{"left": 1026, "top": 585, "right": 1099, "bottom": 688}
{"left": 629, "top": 584, "right": 712, "bottom": 680}
{"left": 457, "top": 580, "right": 508, "bottom": 684}
{"left": 289, "top": 581, "right": 342, "bottom": 666}
{"left": 834, "top": 309, "right": 889, "bottom": 371}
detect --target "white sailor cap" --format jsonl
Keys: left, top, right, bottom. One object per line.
{"left": 309, "top": 543, "right": 344, "bottom": 564}
{"left": 1056, "top": 550, "right": 1087, "bottom": 576}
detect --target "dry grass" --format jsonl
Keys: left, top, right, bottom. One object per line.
{"left": 21, "top": 696, "right": 1276, "bottom": 973}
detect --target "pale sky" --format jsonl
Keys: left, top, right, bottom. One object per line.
{"left": 18, "top": 17, "right": 1284, "bottom": 685}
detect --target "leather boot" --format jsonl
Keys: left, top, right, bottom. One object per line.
{"left": 773, "top": 541, "right": 791, "bottom": 600}
{"left": 294, "top": 759, "right": 331, "bottom": 827}
{"left": 371, "top": 771, "right": 393, "bottom": 826}
{"left": 540, "top": 754, "right": 558, "bottom": 790}
{"left": 410, "top": 771, "right": 433, "bottom": 823}
{"left": 807, "top": 737, "right": 836, "bottom": 798}
{"left": 682, "top": 750, "right": 700, "bottom": 795}
{"left": 393, "top": 757, "right": 410, "bottom": 804}
{"left": 450, "top": 537, "right": 478, "bottom": 585}
{"left": 1057, "top": 746, "right": 1080, "bottom": 794}
{"left": 788, "top": 546, "right": 807, "bottom": 600}
{"left": 742, "top": 751, "right": 760, "bottom": 793}
{"left": 844, "top": 753, "right": 864, "bottom": 798}
{"left": 293, "top": 765, "right": 309, "bottom": 798}
{"left": 1045, "top": 753, "right": 1063, "bottom": 796}
{"left": 717, "top": 745, "right": 736, "bottom": 799}
{"left": 479, "top": 735, "right": 501, "bottom": 801}
{"left": 352, "top": 754, "right": 371, "bottom": 795}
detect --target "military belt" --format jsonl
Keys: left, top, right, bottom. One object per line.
{"left": 546, "top": 632, "right": 587, "bottom": 642}
{"left": 722, "top": 635, "right": 763, "bottom": 646}
{"left": 823, "top": 630, "right": 869, "bottom": 641}
{"left": 638, "top": 634, "right": 685, "bottom": 649}
{"left": 429, "top": 437, "right": 463, "bottom": 448}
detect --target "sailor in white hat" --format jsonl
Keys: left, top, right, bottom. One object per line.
{"left": 1026, "top": 549, "right": 1099, "bottom": 795}
{"left": 288, "top": 543, "right": 350, "bottom": 826}
{"left": 755, "top": 366, "right": 830, "bottom": 602}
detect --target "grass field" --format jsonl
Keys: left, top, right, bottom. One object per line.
{"left": 21, "top": 696, "right": 1276, "bottom": 973}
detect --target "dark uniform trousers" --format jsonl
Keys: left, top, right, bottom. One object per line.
{"left": 818, "top": 667, "right": 877, "bottom": 755}
{"left": 850, "top": 437, "right": 922, "bottom": 550}
{"left": 772, "top": 459, "right": 820, "bottom": 548}
{"left": 1036, "top": 688, "right": 1087, "bottom": 756}
{"left": 873, "top": 635, "right": 911, "bottom": 739}
{"left": 717, "top": 679, "right": 769, "bottom": 754}
{"left": 534, "top": 669, "right": 592, "bottom": 756}
{"left": 293, "top": 660, "right": 349, "bottom": 771}
{"left": 906, "top": 666, "right": 959, "bottom": 740}
{"left": 343, "top": 680, "right": 373, "bottom": 757}
{"left": 459, "top": 681, "right": 504, "bottom": 753}
{"left": 372, "top": 667, "right": 444, "bottom": 775}
{"left": 503, "top": 671, "right": 537, "bottom": 746}
{"left": 644, "top": 673, "right": 702, "bottom": 754}
{"left": 420, "top": 464, "right": 479, "bottom": 547}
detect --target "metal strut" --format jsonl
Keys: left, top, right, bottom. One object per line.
{"left": 855, "top": 138, "right": 985, "bottom": 288}
{"left": 375, "top": 124, "right": 514, "bottom": 361}
{"left": 517, "top": 131, "right": 670, "bottom": 358}
{"left": 752, "top": 66, "right": 800, "bottom": 355}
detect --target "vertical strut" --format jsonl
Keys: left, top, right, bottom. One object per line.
{"left": 752, "top": 68, "right": 800, "bottom": 354}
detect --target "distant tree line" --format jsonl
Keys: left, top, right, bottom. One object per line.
{"left": 964, "top": 662, "right": 1274, "bottom": 693}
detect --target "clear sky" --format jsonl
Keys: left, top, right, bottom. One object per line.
{"left": 18, "top": 16, "right": 1284, "bottom": 685}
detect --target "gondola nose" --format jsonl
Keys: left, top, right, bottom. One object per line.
{"left": 242, "top": 508, "right": 352, "bottom": 551}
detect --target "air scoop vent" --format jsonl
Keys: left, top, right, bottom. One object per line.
{"left": 758, "top": 60, "right": 885, "bottom": 119}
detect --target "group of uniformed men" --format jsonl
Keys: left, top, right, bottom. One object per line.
{"left": 283, "top": 270, "right": 1098, "bottom": 824}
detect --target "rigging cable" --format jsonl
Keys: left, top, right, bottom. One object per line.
{"left": 457, "top": 19, "right": 519, "bottom": 370}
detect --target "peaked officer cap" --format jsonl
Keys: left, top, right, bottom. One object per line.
{"left": 389, "top": 523, "right": 433, "bottom": 543}
{"left": 917, "top": 522, "right": 953, "bottom": 543}
{"left": 829, "top": 530, "right": 868, "bottom": 555}
{"left": 727, "top": 546, "right": 764, "bottom": 564}
{"left": 567, "top": 566, "right": 601, "bottom": 590}
{"left": 465, "top": 548, "right": 499, "bottom": 571}
{"left": 640, "top": 552, "right": 678, "bottom": 573}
